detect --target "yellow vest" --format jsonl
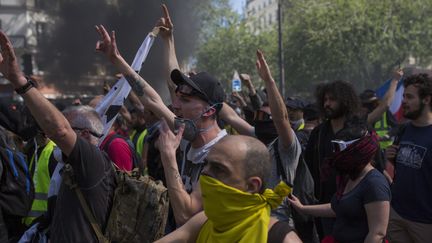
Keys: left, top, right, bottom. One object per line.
{"left": 24, "top": 140, "right": 55, "bottom": 226}
{"left": 374, "top": 111, "right": 392, "bottom": 149}
{"left": 130, "top": 129, "right": 147, "bottom": 157}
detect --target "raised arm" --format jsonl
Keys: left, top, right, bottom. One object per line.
{"left": 157, "top": 4, "right": 179, "bottom": 102}
{"left": 367, "top": 69, "right": 403, "bottom": 125}
{"left": 0, "top": 31, "right": 76, "bottom": 155}
{"left": 256, "top": 50, "right": 295, "bottom": 148}
{"left": 241, "top": 73, "right": 263, "bottom": 110}
{"left": 95, "top": 25, "right": 176, "bottom": 129}
{"left": 155, "top": 119, "right": 203, "bottom": 225}
{"left": 219, "top": 102, "right": 255, "bottom": 136}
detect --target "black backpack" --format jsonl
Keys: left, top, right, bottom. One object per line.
{"left": 0, "top": 147, "right": 33, "bottom": 217}
{"left": 102, "top": 134, "right": 143, "bottom": 173}
{"left": 273, "top": 138, "right": 319, "bottom": 243}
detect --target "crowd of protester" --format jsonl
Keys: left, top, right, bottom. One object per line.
{"left": 0, "top": 4, "right": 431, "bottom": 243}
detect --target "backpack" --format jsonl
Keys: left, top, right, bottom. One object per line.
{"left": 273, "top": 138, "right": 319, "bottom": 243}
{"left": 63, "top": 162, "right": 169, "bottom": 243}
{"left": 102, "top": 133, "right": 144, "bottom": 173}
{"left": 0, "top": 147, "right": 33, "bottom": 217}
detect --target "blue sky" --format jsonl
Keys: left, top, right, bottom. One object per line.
{"left": 229, "top": 0, "right": 245, "bottom": 14}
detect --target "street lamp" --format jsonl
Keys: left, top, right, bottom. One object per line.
{"left": 277, "top": 0, "right": 285, "bottom": 98}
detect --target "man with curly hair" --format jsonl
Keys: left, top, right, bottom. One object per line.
{"left": 304, "top": 80, "right": 362, "bottom": 238}
{"left": 386, "top": 73, "right": 432, "bottom": 243}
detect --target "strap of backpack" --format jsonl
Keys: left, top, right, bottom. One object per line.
{"left": 62, "top": 164, "right": 109, "bottom": 243}
{"left": 273, "top": 138, "right": 288, "bottom": 182}
{"left": 102, "top": 133, "right": 120, "bottom": 153}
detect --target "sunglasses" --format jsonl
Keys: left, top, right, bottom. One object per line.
{"left": 72, "top": 127, "right": 103, "bottom": 138}
{"left": 175, "top": 84, "right": 209, "bottom": 102}
{"left": 331, "top": 138, "right": 360, "bottom": 153}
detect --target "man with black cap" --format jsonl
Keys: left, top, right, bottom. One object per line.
{"left": 285, "top": 97, "right": 306, "bottom": 132}
{"left": 95, "top": 22, "right": 227, "bottom": 227}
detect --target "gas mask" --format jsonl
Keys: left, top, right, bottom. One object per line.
{"left": 174, "top": 104, "right": 220, "bottom": 142}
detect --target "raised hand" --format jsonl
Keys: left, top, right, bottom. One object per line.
{"left": 95, "top": 25, "right": 121, "bottom": 63}
{"left": 256, "top": 50, "right": 273, "bottom": 82}
{"left": 155, "top": 4, "right": 174, "bottom": 38}
{"left": 0, "top": 31, "right": 25, "bottom": 84}
{"left": 231, "top": 91, "right": 242, "bottom": 100}
{"left": 240, "top": 73, "right": 251, "bottom": 83}
{"left": 392, "top": 68, "right": 404, "bottom": 81}
{"left": 155, "top": 118, "right": 184, "bottom": 154}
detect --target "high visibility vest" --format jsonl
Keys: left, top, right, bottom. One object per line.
{"left": 297, "top": 122, "right": 305, "bottom": 131}
{"left": 374, "top": 111, "right": 392, "bottom": 149}
{"left": 24, "top": 140, "right": 55, "bottom": 226}
{"left": 130, "top": 129, "right": 147, "bottom": 157}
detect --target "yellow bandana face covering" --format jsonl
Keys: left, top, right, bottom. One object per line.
{"left": 197, "top": 175, "right": 292, "bottom": 243}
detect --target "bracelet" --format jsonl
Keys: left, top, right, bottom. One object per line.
{"left": 15, "top": 77, "right": 35, "bottom": 95}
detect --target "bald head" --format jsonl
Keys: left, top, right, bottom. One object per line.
{"left": 210, "top": 135, "right": 271, "bottom": 189}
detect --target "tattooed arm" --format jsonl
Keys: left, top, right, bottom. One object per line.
{"left": 95, "top": 25, "right": 176, "bottom": 129}
{"left": 156, "top": 119, "right": 203, "bottom": 226}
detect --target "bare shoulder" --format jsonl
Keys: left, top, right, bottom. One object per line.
{"left": 268, "top": 217, "right": 302, "bottom": 243}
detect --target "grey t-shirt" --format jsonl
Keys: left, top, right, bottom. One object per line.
{"left": 50, "top": 137, "right": 116, "bottom": 243}
{"left": 267, "top": 129, "right": 302, "bottom": 222}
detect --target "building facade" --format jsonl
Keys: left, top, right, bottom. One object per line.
{"left": 245, "top": 0, "right": 278, "bottom": 34}
{"left": 0, "top": 0, "right": 52, "bottom": 79}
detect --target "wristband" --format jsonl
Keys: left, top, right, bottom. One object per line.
{"left": 15, "top": 77, "right": 35, "bottom": 95}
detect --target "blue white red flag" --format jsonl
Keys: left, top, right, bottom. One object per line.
{"left": 375, "top": 78, "right": 404, "bottom": 121}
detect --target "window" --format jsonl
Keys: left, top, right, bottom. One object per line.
{"left": 268, "top": 13, "right": 272, "bottom": 25}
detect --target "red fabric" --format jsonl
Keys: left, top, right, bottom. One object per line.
{"left": 100, "top": 132, "right": 133, "bottom": 171}
{"left": 321, "top": 235, "right": 338, "bottom": 243}
{"left": 331, "top": 132, "right": 379, "bottom": 200}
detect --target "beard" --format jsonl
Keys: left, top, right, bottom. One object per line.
{"left": 324, "top": 105, "right": 346, "bottom": 119}
{"left": 403, "top": 102, "right": 425, "bottom": 120}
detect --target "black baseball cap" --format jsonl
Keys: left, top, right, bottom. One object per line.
{"left": 171, "top": 69, "right": 225, "bottom": 108}
{"left": 285, "top": 97, "right": 305, "bottom": 110}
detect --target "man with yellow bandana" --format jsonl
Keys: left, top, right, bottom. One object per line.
{"left": 155, "top": 135, "right": 301, "bottom": 242}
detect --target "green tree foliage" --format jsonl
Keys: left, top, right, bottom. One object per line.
{"left": 282, "top": 0, "right": 432, "bottom": 92}
{"left": 196, "top": 23, "right": 277, "bottom": 89}
{"left": 195, "top": 0, "right": 278, "bottom": 89}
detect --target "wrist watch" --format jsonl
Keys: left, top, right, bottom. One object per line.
{"left": 15, "top": 76, "right": 35, "bottom": 94}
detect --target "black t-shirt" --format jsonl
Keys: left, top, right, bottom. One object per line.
{"left": 50, "top": 137, "right": 116, "bottom": 243}
{"left": 330, "top": 169, "right": 391, "bottom": 243}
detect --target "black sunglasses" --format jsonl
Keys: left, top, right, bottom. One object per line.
{"left": 175, "top": 84, "right": 210, "bottom": 102}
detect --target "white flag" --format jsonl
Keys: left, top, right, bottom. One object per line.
{"left": 95, "top": 28, "right": 159, "bottom": 143}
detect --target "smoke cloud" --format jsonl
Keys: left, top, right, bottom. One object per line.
{"left": 38, "top": 0, "right": 209, "bottom": 99}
